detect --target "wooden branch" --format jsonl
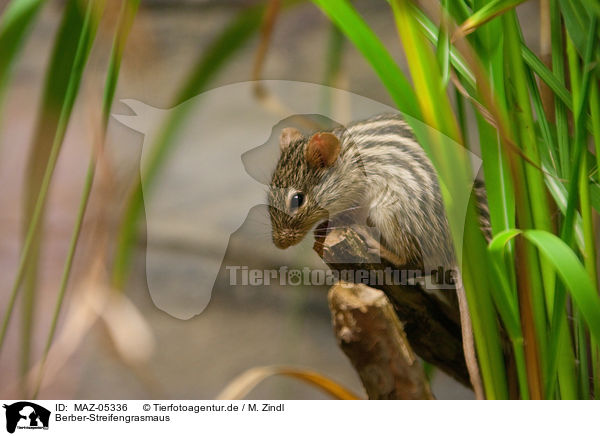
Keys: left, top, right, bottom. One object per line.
{"left": 328, "top": 282, "right": 434, "bottom": 399}
{"left": 315, "top": 227, "right": 470, "bottom": 388}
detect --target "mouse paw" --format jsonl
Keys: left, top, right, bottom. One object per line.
{"left": 376, "top": 245, "right": 406, "bottom": 267}
{"left": 349, "top": 225, "right": 406, "bottom": 266}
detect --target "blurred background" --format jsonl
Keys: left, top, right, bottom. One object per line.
{"left": 0, "top": 0, "right": 542, "bottom": 400}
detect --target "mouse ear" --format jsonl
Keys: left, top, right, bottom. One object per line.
{"left": 305, "top": 132, "right": 340, "bottom": 168}
{"left": 279, "top": 127, "right": 303, "bottom": 152}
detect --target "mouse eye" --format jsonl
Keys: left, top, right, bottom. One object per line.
{"left": 289, "top": 192, "right": 305, "bottom": 211}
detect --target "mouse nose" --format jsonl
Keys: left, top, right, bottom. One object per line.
{"left": 273, "top": 230, "right": 301, "bottom": 249}
{"left": 273, "top": 238, "right": 291, "bottom": 249}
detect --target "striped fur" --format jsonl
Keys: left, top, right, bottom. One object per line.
{"left": 268, "top": 113, "right": 487, "bottom": 271}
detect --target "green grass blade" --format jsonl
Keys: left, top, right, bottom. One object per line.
{"left": 0, "top": 0, "right": 103, "bottom": 363}
{"left": 544, "top": 173, "right": 584, "bottom": 249}
{"left": 488, "top": 229, "right": 531, "bottom": 398}
{"left": 523, "top": 230, "right": 600, "bottom": 344}
{"left": 17, "top": 0, "right": 97, "bottom": 386}
{"left": 311, "top": 0, "right": 421, "bottom": 120}
{"left": 454, "top": 88, "right": 470, "bottom": 149}
{"left": 550, "top": 0, "right": 570, "bottom": 178}
{"left": 575, "top": 308, "right": 590, "bottom": 398}
{"left": 503, "top": 12, "right": 554, "bottom": 397}
{"left": 567, "top": 17, "right": 598, "bottom": 399}
{"left": 558, "top": 0, "right": 595, "bottom": 56}
{"left": 412, "top": 6, "right": 476, "bottom": 90}
{"left": 436, "top": 0, "right": 451, "bottom": 86}
{"left": 591, "top": 83, "right": 600, "bottom": 183}
{"left": 472, "top": 0, "right": 515, "bottom": 236}
{"left": 390, "top": 0, "right": 459, "bottom": 140}
{"left": 32, "top": 0, "right": 139, "bottom": 399}
{"left": 19, "top": 0, "right": 103, "bottom": 394}
{"left": 589, "top": 75, "right": 600, "bottom": 400}
{"left": 487, "top": 230, "right": 523, "bottom": 339}
{"left": 391, "top": 0, "right": 508, "bottom": 399}
{"left": 0, "top": 0, "right": 46, "bottom": 100}
{"left": 521, "top": 45, "right": 570, "bottom": 114}
{"left": 520, "top": 43, "right": 594, "bottom": 135}
{"left": 456, "top": 0, "right": 527, "bottom": 37}
{"left": 544, "top": 280, "right": 577, "bottom": 399}
{"left": 102, "top": 0, "right": 140, "bottom": 128}
{"left": 524, "top": 60, "right": 559, "bottom": 175}
{"left": 520, "top": 55, "right": 580, "bottom": 398}
{"left": 560, "top": 18, "right": 597, "bottom": 246}
{"left": 490, "top": 229, "right": 595, "bottom": 398}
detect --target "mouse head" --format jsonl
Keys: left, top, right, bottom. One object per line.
{"left": 268, "top": 128, "right": 343, "bottom": 249}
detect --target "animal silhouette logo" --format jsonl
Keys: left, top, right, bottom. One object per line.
{"left": 3, "top": 402, "right": 50, "bottom": 433}
{"left": 111, "top": 80, "right": 480, "bottom": 319}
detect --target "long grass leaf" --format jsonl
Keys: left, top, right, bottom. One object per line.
{"left": 487, "top": 229, "right": 528, "bottom": 398}
{"left": 391, "top": 0, "right": 508, "bottom": 400}
{"left": 436, "top": 0, "right": 451, "bottom": 86}
{"left": 455, "top": 0, "right": 527, "bottom": 38}
{"left": 311, "top": 0, "right": 420, "bottom": 120}
{"left": 560, "top": 18, "right": 597, "bottom": 246}
{"left": 0, "top": 0, "right": 45, "bottom": 101}
{"left": 503, "top": 11, "right": 553, "bottom": 397}
{"left": 487, "top": 230, "right": 522, "bottom": 339}
{"left": 523, "top": 230, "right": 600, "bottom": 343}
{"left": 558, "top": 0, "right": 594, "bottom": 56}
{"left": 0, "top": 0, "right": 103, "bottom": 361}
{"left": 472, "top": 0, "right": 515, "bottom": 236}
{"left": 412, "top": 6, "right": 476, "bottom": 90}
{"left": 32, "top": 0, "right": 140, "bottom": 399}
{"left": 589, "top": 76, "right": 600, "bottom": 400}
